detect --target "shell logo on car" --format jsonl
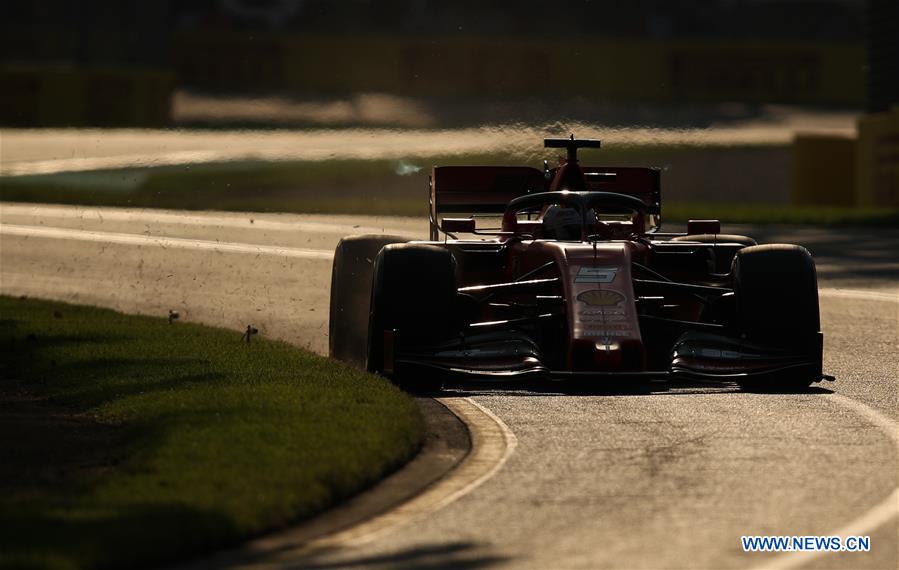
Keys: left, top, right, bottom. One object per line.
{"left": 576, "top": 289, "right": 625, "bottom": 306}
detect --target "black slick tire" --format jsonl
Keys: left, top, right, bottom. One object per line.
{"left": 367, "top": 243, "right": 457, "bottom": 394}
{"left": 329, "top": 235, "right": 408, "bottom": 368}
{"left": 731, "top": 244, "right": 821, "bottom": 392}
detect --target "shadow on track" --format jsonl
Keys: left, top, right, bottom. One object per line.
{"left": 437, "top": 378, "right": 834, "bottom": 398}
{"left": 208, "top": 541, "right": 505, "bottom": 570}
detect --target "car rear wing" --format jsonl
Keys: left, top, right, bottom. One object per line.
{"left": 429, "top": 166, "right": 544, "bottom": 239}
{"left": 581, "top": 165, "right": 662, "bottom": 220}
{"left": 429, "top": 164, "right": 663, "bottom": 239}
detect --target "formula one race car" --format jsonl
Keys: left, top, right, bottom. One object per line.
{"left": 329, "top": 136, "right": 832, "bottom": 393}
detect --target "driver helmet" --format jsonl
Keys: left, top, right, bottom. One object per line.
{"left": 542, "top": 205, "right": 582, "bottom": 240}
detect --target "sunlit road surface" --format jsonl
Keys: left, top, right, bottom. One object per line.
{"left": 1, "top": 203, "right": 896, "bottom": 569}
{"left": 0, "top": 108, "right": 855, "bottom": 176}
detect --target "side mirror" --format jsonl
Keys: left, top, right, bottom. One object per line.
{"left": 687, "top": 219, "right": 721, "bottom": 235}
{"left": 441, "top": 217, "right": 476, "bottom": 234}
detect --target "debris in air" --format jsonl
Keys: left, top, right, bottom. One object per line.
{"left": 394, "top": 160, "right": 422, "bottom": 176}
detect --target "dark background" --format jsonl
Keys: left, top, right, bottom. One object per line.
{"left": 1, "top": 0, "right": 895, "bottom": 127}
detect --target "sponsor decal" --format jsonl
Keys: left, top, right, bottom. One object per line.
{"left": 579, "top": 314, "right": 627, "bottom": 322}
{"left": 580, "top": 321, "right": 632, "bottom": 330}
{"left": 577, "top": 289, "right": 625, "bottom": 306}
{"left": 575, "top": 266, "right": 619, "bottom": 283}
{"left": 582, "top": 330, "right": 633, "bottom": 338}
{"left": 579, "top": 308, "right": 625, "bottom": 316}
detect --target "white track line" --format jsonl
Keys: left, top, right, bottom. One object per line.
{"left": 294, "top": 397, "right": 517, "bottom": 551}
{"left": 0, "top": 224, "right": 334, "bottom": 260}
{"left": 819, "top": 288, "right": 898, "bottom": 304}
{"left": 0, "top": 204, "right": 416, "bottom": 237}
{"left": 750, "top": 393, "right": 899, "bottom": 570}
{"left": 2, "top": 150, "right": 237, "bottom": 176}
{"left": 750, "top": 288, "right": 898, "bottom": 570}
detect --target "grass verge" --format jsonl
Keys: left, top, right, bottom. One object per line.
{"left": 2, "top": 148, "right": 896, "bottom": 226}
{"left": 0, "top": 296, "right": 423, "bottom": 570}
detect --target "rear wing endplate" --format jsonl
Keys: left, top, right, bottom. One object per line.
{"left": 429, "top": 166, "right": 544, "bottom": 239}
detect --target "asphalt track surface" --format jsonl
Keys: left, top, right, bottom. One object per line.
{"left": 1, "top": 203, "right": 897, "bottom": 570}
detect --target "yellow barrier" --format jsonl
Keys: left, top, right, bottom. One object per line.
{"left": 792, "top": 108, "right": 899, "bottom": 208}
{"left": 0, "top": 65, "right": 173, "bottom": 127}
{"left": 856, "top": 107, "right": 899, "bottom": 208}
{"left": 792, "top": 133, "right": 857, "bottom": 206}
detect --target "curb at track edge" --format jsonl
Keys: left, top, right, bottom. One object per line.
{"left": 172, "top": 396, "right": 516, "bottom": 569}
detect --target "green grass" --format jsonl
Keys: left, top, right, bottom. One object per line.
{"left": 0, "top": 296, "right": 423, "bottom": 570}
{"left": 2, "top": 148, "right": 896, "bottom": 225}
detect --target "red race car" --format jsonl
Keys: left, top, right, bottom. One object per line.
{"left": 329, "top": 136, "right": 833, "bottom": 393}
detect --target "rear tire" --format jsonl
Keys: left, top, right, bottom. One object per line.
{"left": 329, "top": 235, "right": 408, "bottom": 368}
{"left": 671, "top": 234, "right": 758, "bottom": 272}
{"left": 368, "top": 244, "right": 457, "bottom": 394}
{"left": 731, "top": 244, "right": 821, "bottom": 392}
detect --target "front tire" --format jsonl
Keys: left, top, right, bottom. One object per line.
{"left": 731, "top": 244, "right": 821, "bottom": 392}
{"left": 368, "top": 244, "right": 458, "bottom": 393}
